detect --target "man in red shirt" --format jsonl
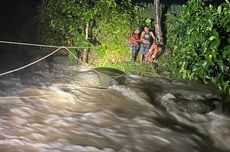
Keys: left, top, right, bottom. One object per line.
{"left": 130, "top": 27, "right": 141, "bottom": 64}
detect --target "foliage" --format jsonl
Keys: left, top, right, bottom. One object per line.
{"left": 166, "top": 0, "right": 230, "bottom": 93}
{"left": 132, "top": 3, "right": 155, "bottom": 27}
{"left": 38, "top": 0, "right": 93, "bottom": 46}
{"left": 156, "top": 55, "right": 173, "bottom": 78}
{"left": 38, "top": 0, "right": 138, "bottom": 64}
{"left": 37, "top": 0, "right": 230, "bottom": 94}
{"left": 38, "top": 0, "right": 159, "bottom": 74}
{"left": 91, "top": 1, "right": 132, "bottom": 65}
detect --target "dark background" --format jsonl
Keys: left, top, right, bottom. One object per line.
{"left": 0, "top": 0, "right": 42, "bottom": 71}
{"left": 0, "top": 0, "right": 41, "bottom": 41}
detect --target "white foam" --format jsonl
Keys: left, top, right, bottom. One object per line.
{"left": 109, "top": 85, "right": 152, "bottom": 106}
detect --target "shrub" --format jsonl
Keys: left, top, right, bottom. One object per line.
{"left": 166, "top": 0, "right": 230, "bottom": 93}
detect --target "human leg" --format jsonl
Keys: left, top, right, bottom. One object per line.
{"left": 146, "top": 44, "right": 158, "bottom": 63}
{"left": 142, "top": 44, "right": 150, "bottom": 63}
{"left": 139, "top": 44, "right": 145, "bottom": 63}
{"left": 151, "top": 44, "right": 158, "bottom": 59}
{"left": 134, "top": 47, "right": 139, "bottom": 62}
{"left": 131, "top": 46, "right": 138, "bottom": 63}
{"left": 145, "top": 50, "right": 152, "bottom": 63}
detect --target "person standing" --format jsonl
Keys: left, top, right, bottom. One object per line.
{"left": 139, "top": 26, "right": 156, "bottom": 63}
{"left": 130, "top": 27, "right": 141, "bottom": 64}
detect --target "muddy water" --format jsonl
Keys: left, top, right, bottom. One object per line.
{"left": 0, "top": 58, "right": 230, "bottom": 152}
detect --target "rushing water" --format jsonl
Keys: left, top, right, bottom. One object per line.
{"left": 0, "top": 56, "right": 230, "bottom": 152}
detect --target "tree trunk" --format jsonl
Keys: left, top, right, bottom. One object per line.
{"left": 154, "top": 0, "right": 163, "bottom": 45}
{"left": 82, "top": 22, "right": 89, "bottom": 64}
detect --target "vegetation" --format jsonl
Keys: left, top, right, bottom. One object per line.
{"left": 38, "top": 0, "right": 229, "bottom": 93}
{"left": 39, "top": 0, "right": 131, "bottom": 62}
{"left": 165, "top": 0, "right": 230, "bottom": 93}
{"left": 38, "top": 0, "right": 157, "bottom": 75}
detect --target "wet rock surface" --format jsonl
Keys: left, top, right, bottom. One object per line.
{"left": 126, "top": 76, "right": 229, "bottom": 114}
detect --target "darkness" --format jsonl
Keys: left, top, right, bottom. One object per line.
{"left": 0, "top": 0, "right": 42, "bottom": 72}
{"left": 0, "top": 0, "right": 41, "bottom": 41}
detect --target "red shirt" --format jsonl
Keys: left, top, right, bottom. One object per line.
{"left": 130, "top": 33, "right": 141, "bottom": 46}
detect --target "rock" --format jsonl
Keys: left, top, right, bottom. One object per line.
{"left": 161, "top": 93, "right": 178, "bottom": 112}
{"left": 222, "top": 102, "right": 230, "bottom": 115}
{"left": 72, "top": 68, "right": 126, "bottom": 88}
{"left": 93, "top": 67, "right": 126, "bottom": 85}
{"left": 51, "top": 55, "right": 70, "bottom": 65}
{"left": 136, "top": 78, "right": 224, "bottom": 114}
{"left": 73, "top": 70, "right": 118, "bottom": 88}
{"left": 158, "top": 93, "right": 214, "bottom": 113}
{"left": 176, "top": 100, "right": 213, "bottom": 114}
{"left": 28, "top": 58, "right": 50, "bottom": 72}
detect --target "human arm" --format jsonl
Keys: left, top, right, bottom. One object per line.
{"left": 130, "top": 33, "right": 135, "bottom": 44}
{"left": 135, "top": 35, "right": 142, "bottom": 43}
{"left": 141, "top": 31, "right": 145, "bottom": 43}
{"left": 150, "top": 32, "right": 157, "bottom": 44}
{"left": 130, "top": 33, "right": 139, "bottom": 45}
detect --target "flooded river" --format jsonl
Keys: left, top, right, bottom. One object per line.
{"left": 0, "top": 56, "right": 229, "bottom": 152}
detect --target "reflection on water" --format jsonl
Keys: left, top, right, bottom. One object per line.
{"left": 0, "top": 63, "right": 230, "bottom": 152}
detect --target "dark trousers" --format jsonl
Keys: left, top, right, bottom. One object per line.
{"left": 131, "top": 45, "right": 139, "bottom": 63}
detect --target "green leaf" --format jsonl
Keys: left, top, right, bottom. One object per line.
{"left": 217, "top": 5, "right": 222, "bottom": 15}
{"left": 145, "top": 18, "right": 152, "bottom": 25}
{"left": 209, "top": 36, "right": 216, "bottom": 41}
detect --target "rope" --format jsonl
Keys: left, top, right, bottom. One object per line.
{"left": 0, "top": 40, "right": 92, "bottom": 49}
{"left": 62, "top": 46, "right": 83, "bottom": 64}
{"left": 94, "top": 72, "right": 126, "bottom": 88}
{"left": 0, "top": 47, "right": 63, "bottom": 77}
{"left": 92, "top": 68, "right": 126, "bottom": 86}
{"left": 63, "top": 48, "right": 126, "bottom": 87}
{"left": 0, "top": 39, "right": 93, "bottom": 77}
{"left": 0, "top": 93, "right": 53, "bottom": 99}
{"left": 0, "top": 40, "right": 127, "bottom": 96}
